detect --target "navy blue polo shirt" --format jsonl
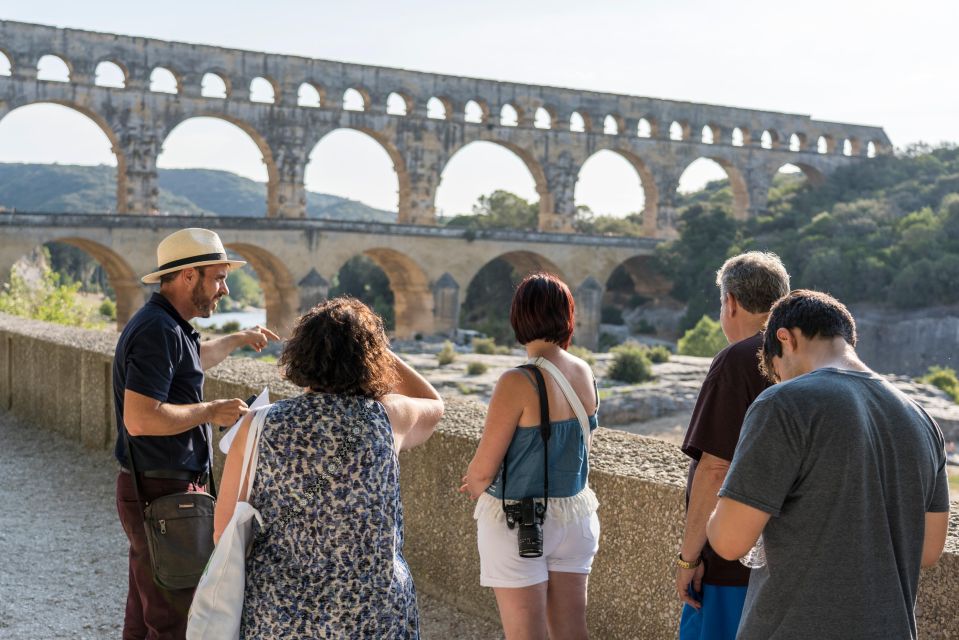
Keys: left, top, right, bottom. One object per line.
{"left": 113, "top": 292, "right": 210, "bottom": 472}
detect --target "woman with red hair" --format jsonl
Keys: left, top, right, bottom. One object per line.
{"left": 460, "top": 272, "right": 600, "bottom": 640}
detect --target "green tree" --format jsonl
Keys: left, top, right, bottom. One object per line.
{"left": 445, "top": 190, "right": 538, "bottom": 230}
{"left": 225, "top": 266, "right": 264, "bottom": 309}
{"left": 330, "top": 255, "right": 395, "bottom": 331}
{"left": 677, "top": 315, "right": 727, "bottom": 357}
{"left": 0, "top": 259, "right": 93, "bottom": 327}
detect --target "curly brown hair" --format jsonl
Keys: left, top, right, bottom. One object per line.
{"left": 279, "top": 297, "right": 399, "bottom": 397}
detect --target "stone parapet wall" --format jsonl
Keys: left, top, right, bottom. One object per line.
{"left": 0, "top": 314, "right": 955, "bottom": 639}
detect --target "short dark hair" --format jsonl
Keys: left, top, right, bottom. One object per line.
{"left": 159, "top": 265, "right": 205, "bottom": 286}
{"left": 510, "top": 272, "right": 575, "bottom": 348}
{"left": 279, "top": 297, "right": 398, "bottom": 397}
{"left": 760, "top": 289, "right": 857, "bottom": 381}
{"left": 716, "top": 252, "right": 790, "bottom": 313}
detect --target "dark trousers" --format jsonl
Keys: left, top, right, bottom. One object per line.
{"left": 115, "top": 472, "right": 204, "bottom": 640}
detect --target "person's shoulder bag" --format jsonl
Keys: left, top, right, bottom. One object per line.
{"left": 124, "top": 422, "right": 218, "bottom": 591}
{"left": 187, "top": 405, "right": 270, "bottom": 640}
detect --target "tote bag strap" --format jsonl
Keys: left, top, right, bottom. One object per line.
{"left": 236, "top": 405, "right": 271, "bottom": 503}
{"left": 526, "top": 357, "right": 592, "bottom": 453}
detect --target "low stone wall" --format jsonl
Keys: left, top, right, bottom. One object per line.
{"left": 0, "top": 314, "right": 956, "bottom": 639}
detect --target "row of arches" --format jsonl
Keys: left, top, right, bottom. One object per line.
{"left": 0, "top": 50, "right": 881, "bottom": 157}
{"left": 3, "top": 235, "right": 663, "bottom": 346}
{"left": 0, "top": 102, "right": 821, "bottom": 221}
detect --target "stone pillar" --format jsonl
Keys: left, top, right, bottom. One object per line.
{"left": 397, "top": 144, "right": 446, "bottom": 225}
{"left": 647, "top": 169, "right": 683, "bottom": 238}
{"left": 112, "top": 277, "right": 148, "bottom": 330}
{"left": 574, "top": 276, "right": 603, "bottom": 351}
{"left": 115, "top": 127, "right": 161, "bottom": 215}
{"left": 745, "top": 169, "right": 774, "bottom": 219}
{"left": 269, "top": 139, "right": 309, "bottom": 218}
{"left": 432, "top": 272, "right": 460, "bottom": 337}
{"left": 393, "top": 282, "right": 435, "bottom": 339}
{"left": 541, "top": 150, "right": 580, "bottom": 232}
{"left": 298, "top": 269, "right": 329, "bottom": 312}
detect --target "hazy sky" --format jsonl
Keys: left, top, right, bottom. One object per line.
{"left": 1, "top": 0, "right": 956, "bottom": 216}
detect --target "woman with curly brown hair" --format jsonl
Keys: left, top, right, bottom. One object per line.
{"left": 213, "top": 297, "right": 444, "bottom": 639}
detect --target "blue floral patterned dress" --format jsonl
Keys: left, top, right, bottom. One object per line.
{"left": 240, "top": 392, "right": 419, "bottom": 639}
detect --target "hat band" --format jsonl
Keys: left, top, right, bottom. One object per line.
{"left": 157, "top": 252, "right": 229, "bottom": 272}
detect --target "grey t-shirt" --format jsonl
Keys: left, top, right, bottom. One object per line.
{"left": 720, "top": 368, "right": 950, "bottom": 640}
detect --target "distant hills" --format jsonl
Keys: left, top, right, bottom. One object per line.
{"left": 0, "top": 163, "right": 398, "bottom": 223}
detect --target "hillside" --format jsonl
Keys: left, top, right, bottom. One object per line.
{"left": 0, "top": 163, "right": 397, "bottom": 222}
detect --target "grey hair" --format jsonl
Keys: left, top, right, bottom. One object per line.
{"left": 715, "top": 252, "right": 790, "bottom": 314}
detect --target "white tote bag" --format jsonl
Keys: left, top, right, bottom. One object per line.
{"left": 187, "top": 406, "right": 270, "bottom": 640}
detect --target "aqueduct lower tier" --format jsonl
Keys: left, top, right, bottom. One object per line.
{"left": 0, "top": 213, "right": 663, "bottom": 349}
{"left": 0, "top": 21, "right": 891, "bottom": 235}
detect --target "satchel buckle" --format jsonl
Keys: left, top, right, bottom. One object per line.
{"left": 159, "top": 519, "right": 166, "bottom": 535}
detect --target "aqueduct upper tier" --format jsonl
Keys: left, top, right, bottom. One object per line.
{"left": 0, "top": 20, "right": 890, "bottom": 235}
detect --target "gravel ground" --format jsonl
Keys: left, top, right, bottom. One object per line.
{"left": 0, "top": 410, "right": 502, "bottom": 640}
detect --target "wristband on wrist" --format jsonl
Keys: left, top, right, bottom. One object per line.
{"left": 677, "top": 552, "right": 702, "bottom": 569}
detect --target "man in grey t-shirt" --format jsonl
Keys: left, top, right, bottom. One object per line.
{"left": 706, "top": 290, "right": 950, "bottom": 640}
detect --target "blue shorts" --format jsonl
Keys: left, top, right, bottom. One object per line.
{"left": 679, "top": 584, "right": 748, "bottom": 640}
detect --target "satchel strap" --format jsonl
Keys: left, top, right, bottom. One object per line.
{"left": 526, "top": 356, "right": 593, "bottom": 453}
{"left": 236, "top": 406, "right": 271, "bottom": 503}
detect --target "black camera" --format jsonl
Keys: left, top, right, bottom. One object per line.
{"left": 504, "top": 498, "right": 546, "bottom": 558}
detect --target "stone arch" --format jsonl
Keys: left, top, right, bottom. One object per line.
{"left": 334, "top": 248, "right": 433, "bottom": 338}
{"left": 0, "top": 100, "right": 126, "bottom": 210}
{"left": 0, "top": 48, "right": 13, "bottom": 75}
{"left": 297, "top": 82, "right": 323, "bottom": 107}
{"left": 637, "top": 118, "right": 654, "bottom": 138}
{"left": 434, "top": 138, "right": 548, "bottom": 227}
{"left": 500, "top": 103, "right": 520, "bottom": 127}
{"left": 731, "top": 127, "right": 747, "bottom": 147}
{"left": 570, "top": 111, "right": 589, "bottom": 133}
{"left": 678, "top": 156, "right": 751, "bottom": 220}
{"left": 464, "top": 99, "right": 489, "bottom": 123}
{"left": 94, "top": 59, "right": 127, "bottom": 88}
{"left": 150, "top": 66, "right": 180, "bottom": 93}
{"left": 305, "top": 126, "right": 407, "bottom": 219}
{"left": 387, "top": 91, "right": 413, "bottom": 116}
{"left": 702, "top": 124, "right": 721, "bottom": 145}
{"left": 37, "top": 54, "right": 71, "bottom": 82}
{"left": 343, "top": 87, "right": 370, "bottom": 111}
{"left": 159, "top": 114, "right": 277, "bottom": 215}
{"left": 604, "top": 115, "right": 623, "bottom": 135}
{"left": 9, "top": 235, "right": 144, "bottom": 329}
{"left": 601, "top": 254, "right": 676, "bottom": 336}
{"left": 200, "top": 71, "right": 230, "bottom": 98}
{"left": 669, "top": 120, "right": 689, "bottom": 141}
{"left": 427, "top": 96, "right": 451, "bottom": 120}
{"left": 249, "top": 76, "right": 278, "bottom": 103}
{"left": 760, "top": 129, "right": 778, "bottom": 149}
{"left": 534, "top": 106, "right": 554, "bottom": 129}
{"left": 223, "top": 243, "right": 298, "bottom": 336}
{"left": 772, "top": 162, "right": 826, "bottom": 188}
{"left": 574, "top": 148, "right": 658, "bottom": 234}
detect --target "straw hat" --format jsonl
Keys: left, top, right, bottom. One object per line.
{"left": 142, "top": 228, "right": 246, "bottom": 284}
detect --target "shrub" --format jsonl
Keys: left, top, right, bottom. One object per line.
{"left": 0, "top": 262, "right": 91, "bottom": 327}
{"left": 601, "top": 305, "right": 624, "bottom": 324}
{"left": 598, "top": 332, "right": 620, "bottom": 353}
{"left": 635, "top": 319, "right": 657, "bottom": 335}
{"left": 437, "top": 341, "right": 457, "bottom": 365}
{"left": 647, "top": 345, "right": 672, "bottom": 364}
{"left": 466, "top": 361, "right": 489, "bottom": 376}
{"left": 608, "top": 341, "right": 653, "bottom": 384}
{"left": 98, "top": 297, "right": 117, "bottom": 320}
{"left": 567, "top": 344, "right": 595, "bottom": 366}
{"left": 920, "top": 366, "right": 959, "bottom": 402}
{"left": 472, "top": 337, "right": 497, "bottom": 355}
{"left": 677, "top": 315, "right": 727, "bottom": 357}
{"left": 220, "top": 320, "right": 242, "bottom": 334}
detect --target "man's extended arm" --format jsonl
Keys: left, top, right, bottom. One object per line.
{"left": 707, "top": 496, "right": 772, "bottom": 561}
{"left": 676, "top": 452, "right": 730, "bottom": 608}
{"left": 124, "top": 389, "right": 247, "bottom": 436}
{"left": 199, "top": 325, "right": 279, "bottom": 370}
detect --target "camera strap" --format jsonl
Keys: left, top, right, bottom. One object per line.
{"left": 502, "top": 364, "right": 551, "bottom": 522}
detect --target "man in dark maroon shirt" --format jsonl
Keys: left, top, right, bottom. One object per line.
{"left": 676, "top": 252, "right": 790, "bottom": 640}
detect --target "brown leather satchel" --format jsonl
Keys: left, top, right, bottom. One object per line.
{"left": 124, "top": 427, "right": 217, "bottom": 591}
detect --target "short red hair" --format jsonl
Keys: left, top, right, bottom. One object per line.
{"left": 510, "top": 272, "right": 575, "bottom": 348}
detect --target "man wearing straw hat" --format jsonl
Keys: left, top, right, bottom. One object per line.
{"left": 113, "top": 228, "right": 279, "bottom": 639}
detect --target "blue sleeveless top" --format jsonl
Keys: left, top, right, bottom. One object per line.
{"left": 485, "top": 414, "right": 599, "bottom": 501}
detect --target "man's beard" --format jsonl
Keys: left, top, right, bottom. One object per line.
{"left": 191, "top": 279, "right": 219, "bottom": 318}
